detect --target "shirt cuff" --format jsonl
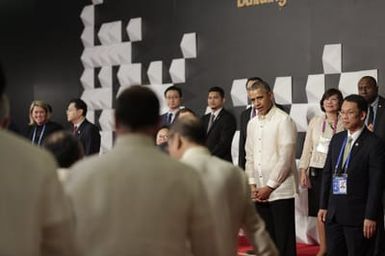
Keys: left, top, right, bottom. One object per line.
{"left": 266, "top": 179, "right": 280, "bottom": 189}
{"left": 248, "top": 177, "right": 256, "bottom": 185}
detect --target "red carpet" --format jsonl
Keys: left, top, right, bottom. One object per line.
{"left": 238, "top": 235, "right": 319, "bottom": 256}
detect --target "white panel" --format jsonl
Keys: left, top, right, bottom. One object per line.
{"left": 338, "top": 69, "right": 377, "bottom": 97}
{"left": 230, "top": 79, "right": 248, "bottom": 107}
{"left": 82, "top": 43, "right": 132, "bottom": 68}
{"left": 98, "top": 66, "right": 112, "bottom": 88}
{"left": 231, "top": 130, "right": 240, "bottom": 166}
{"left": 146, "top": 83, "right": 173, "bottom": 114}
{"left": 305, "top": 74, "right": 325, "bottom": 103}
{"left": 81, "top": 27, "right": 94, "bottom": 48}
{"left": 117, "top": 64, "right": 142, "bottom": 87}
{"left": 169, "top": 59, "right": 185, "bottom": 84}
{"left": 80, "top": 68, "right": 94, "bottom": 90}
{"left": 92, "top": 0, "right": 103, "bottom": 5}
{"left": 205, "top": 106, "right": 211, "bottom": 115}
{"left": 147, "top": 61, "right": 163, "bottom": 84}
{"left": 289, "top": 104, "right": 309, "bottom": 132}
{"left": 126, "top": 17, "right": 142, "bottom": 42}
{"left": 273, "top": 76, "right": 292, "bottom": 104}
{"left": 306, "top": 103, "right": 323, "bottom": 122}
{"left": 99, "top": 109, "right": 115, "bottom": 131}
{"left": 322, "top": 44, "right": 342, "bottom": 74}
{"left": 100, "top": 131, "right": 114, "bottom": 153}
{"left": 81, "top": 88, "right": 113, "bottom": 110}
{"left": 180, "top": 32, "right": 197, "bottom": 59}
{"left": 81, "top": 48, "right": 94, "bottom": 68}
{"left": 109, "top": 42, "right": 132, "bottom": 65}
{"left": 85, "top": 110, "right": 95, "bottom": 124}
{"left": 80, "top": 5, "right": 94, "bottom": 27}
{"left": 98, "top": 21, "right": 122, "bottom": 45}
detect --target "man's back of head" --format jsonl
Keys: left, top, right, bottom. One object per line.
{"left": 169, "top": 116, "right": 206, "bottom": 146}
{"left": 115, "top": 86, "right": 160, "bottom": 135}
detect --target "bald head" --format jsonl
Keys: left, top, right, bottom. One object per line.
{"left": 358, "top": 76, "right": 378, "bottom": 104}
{"left": 169, "top": 116, "right": 206, "bottom": 146}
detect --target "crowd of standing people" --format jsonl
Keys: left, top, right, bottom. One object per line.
{"left": 1, "top": 60, "right": 384, "bottom": 256}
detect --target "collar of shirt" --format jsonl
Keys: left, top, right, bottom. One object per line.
{"left": 258, "top": 105, "right": 276, "bottom": 121}
{"left": 74, "top": 117, "right": 85, "bottom": 129}
{"left": 347, "top": 125, "right": 365, "bottom": 145}
{"left": 371, "top": 96, "right": 379, "bottom": 108}
{"left": 181, "top": 146, "right": 211, "bottom": 161}
{"left": 211, "top": 108, "right": 223, "bottom": 119}
{"left": 167, "top": 109, "right": 179, "bottom": 115}
{"left": 115, "top": 133, "right": 154, "bottom": 149}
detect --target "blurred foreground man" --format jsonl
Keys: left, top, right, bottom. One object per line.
{"left": 66, "top": 86, "right": 219, "bottom": 256}
{"left": 168, "top": 116, "right": 278, "bottom": 256}
{"left": 0, "top": 65, "right": 77, "bottom": 256}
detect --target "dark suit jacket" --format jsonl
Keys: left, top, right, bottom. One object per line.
{"left": 75, "top": 119, "right": 101, "bottom": 156}
{"left": 159, "top": 111, "right": 179, "bottom": 127}
{"left": 373, "top": 95, "right": 385, "bottom": 141}
{"left": 201, "top": 108, "right": 236, "bottom": 162}
{"left": 25, "top": 121, "right": 63, "bottom": 145}
{"left": 238, "top": 107, "right": 252, "bottom": 169}
{"left": 320, "top": 128, "right": 385, "bottom": 226}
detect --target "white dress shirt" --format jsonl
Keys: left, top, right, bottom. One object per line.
{"left": 245, "top": 106, "right": 298, "bottom": 202}
{"left": 0, "top": 130, "right": 76, "bottom": 256}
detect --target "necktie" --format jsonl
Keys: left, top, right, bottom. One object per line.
{"left": 167, "top": 113, "right": 173, "bottom": 124}
{"left": 342, "top": 136, "right": 353, "bottom": 168}
{"left": 367, "top": 106, "right": 374, "bottom": 126}
{"left": 207, "top": 114, "right": 215, "bottom": 133}
{"left": 73, "top": 126, "right": 78, "bottom": 135}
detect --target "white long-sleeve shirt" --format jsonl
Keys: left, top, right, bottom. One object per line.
{"left": 245, "top": 106, "right": 298, "bottom": 202}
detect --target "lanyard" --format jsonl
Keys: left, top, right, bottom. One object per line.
{"left": 32, "top": 124, "right": 46, "bottom": 146}
{"left": 334, "top": 136, "right": 352, "bottom": 175}
{"left": 322, "top": 117, "right": 338, "bottom": 134}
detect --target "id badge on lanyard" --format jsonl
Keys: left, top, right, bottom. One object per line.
{"left": 332, "top": 136, "right": 351, "bottom": 195}
{"left": 333, "top": 174, "right": 348, "bottom": 194}
{"left": 316, "top": 136, "right": 331, "bottom": 154}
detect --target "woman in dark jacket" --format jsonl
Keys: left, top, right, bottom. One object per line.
{"left": 25, "top": 100, "right": 63, "bottom": 146}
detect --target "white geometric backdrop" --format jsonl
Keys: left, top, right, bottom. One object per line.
{"left": 80, "top": 1, "right": 197, "bottom": 153}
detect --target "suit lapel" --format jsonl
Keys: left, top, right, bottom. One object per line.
{"left": 208, "top": 109, "right": 223, "bottom": 133}
{"left": 349, "top": 128, "right": 368, "bottom": 162}
{"left": 76, "top": 119, "right": 87, "bottom": 137}
{"left": 374, "top": 97, "right": 385, "bottom": 128}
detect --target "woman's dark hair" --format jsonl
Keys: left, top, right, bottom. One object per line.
{"left": 320, "top": 88, "right": 343, "bottom": 112}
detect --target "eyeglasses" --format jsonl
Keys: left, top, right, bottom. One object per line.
{"left": 340, "top": 111, "right": 359, "bottom": 116}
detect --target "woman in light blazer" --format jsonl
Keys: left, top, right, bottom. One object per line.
{"left": 299, "top": 88, "right": 344, "bottom": 256}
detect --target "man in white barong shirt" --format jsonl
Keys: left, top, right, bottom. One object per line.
{"left": 245, "top": 80, "right": 298, "bottom": 256}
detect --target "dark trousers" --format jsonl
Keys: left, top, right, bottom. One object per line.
{"left": 255, "top": 198, "right": 296, "bottom": 256}
{"left": 326, "top": 220, "right": 376, "bottom": 256}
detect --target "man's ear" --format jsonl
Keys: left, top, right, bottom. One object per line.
{"left": 174, "top": 133, "right": 182, "bottom": 150}
{"left": 360, "top": 111, "right": 367, "bottom": 122}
